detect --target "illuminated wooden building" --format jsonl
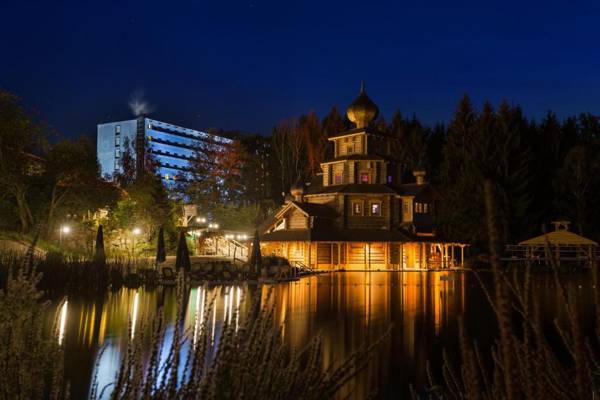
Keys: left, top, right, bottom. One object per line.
{"left": 260, "top": 84, "right": 465, "bottom": 270}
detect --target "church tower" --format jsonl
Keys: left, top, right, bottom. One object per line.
{"left": 258, "top": 83, "right": 464, "bottom": 270}
{"left": 319, "top": 82, "right": 400, "bottom": 188}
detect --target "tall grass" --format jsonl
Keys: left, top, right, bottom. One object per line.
{"left": 91, "top": 274, "right": 388, "bottom": 400}
{"left": 0, "top": 251, "right": 151, "bottom": 295}
{"left": 1, "top": 249, "right": 387, "bottom": 399}
{"left": 415, "top": 180, "right": 600, "bottom": 399}
{"left": 0, "top": 251, "right": 66, "bottom": 399}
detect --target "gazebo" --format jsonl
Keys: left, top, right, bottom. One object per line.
{"left": 504, "top": 221, "right": 599, "bottom": 268}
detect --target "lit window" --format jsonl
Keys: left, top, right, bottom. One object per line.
{"left": 352, "top": 202, "right": 363, "bottom": 216}
{"left": 115, "top": 136, "right": 120, "bottom": 146}
{"left": 335, "top": 174, "right": 342, "bottom": 185}
{"left": 371, "top": 202, "right": 381, "bottom": 216}
{"left": 423, "top": 203, "right": 429, "bottom": 213}
{"left": 165, "top": 174, "right": 170, "bottom": 180}
{"left": 403, "top": 200, "right": 409, "bottom": 213}
{"left": 115, "top": 149, "right": 120, "bottom": 158}
{"left": 115, "top": 125, "right": 121, "bottom": 134}
{"left": 361, "top": 173, "right": 369, "bottom": 183}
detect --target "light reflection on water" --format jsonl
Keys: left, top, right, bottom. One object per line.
{"left": 53, "top": 271, "right": 593, "bottom": 399}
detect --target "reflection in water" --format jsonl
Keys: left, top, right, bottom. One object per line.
{"left": 58, "top": 300, "right": 68, "bottom": 345}
{"left": 130, "top": 291, "right": 139, "bottom": 339}
{"left": 54, "top": 271, "right": 592, "bottom": 399}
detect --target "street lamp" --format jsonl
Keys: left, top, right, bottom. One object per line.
{"left": 132, "top": 228, "right": 141, "bottom": 256}
{"left": 59, "top": 225, "right": 70, "bottom": 245}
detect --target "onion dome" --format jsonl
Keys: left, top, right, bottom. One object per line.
{"left": 347, "top": 81, "right": 379, "bottom": 128}
{"left": 290, "top": 179, "right": 305, "bottom": 202}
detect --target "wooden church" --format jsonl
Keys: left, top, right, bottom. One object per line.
{"left": 259, "top": 84, "right": 466, "bottom": 270}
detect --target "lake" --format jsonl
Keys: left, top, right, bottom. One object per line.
{"left": 54, "top": 271, "right": 595, "bottom": 399}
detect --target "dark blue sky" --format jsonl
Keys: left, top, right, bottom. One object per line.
{"left": 2, "top": 0, "right": 600, "bottom": 138}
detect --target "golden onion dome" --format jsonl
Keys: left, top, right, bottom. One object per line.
{"left": 290, "top": 185, "right": 304, "bottom": 197}
{"left": 290, "top": 179, "right": 305, "bottom": 202}
{"left": 347, "top": 81, "right": 379, "bottom": 128}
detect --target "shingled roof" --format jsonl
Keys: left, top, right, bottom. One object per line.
{"left": 519, "top": 230, "right": 598, "bottom": 246}
{"left": 305, "top": 183, "right": 398, "bottom": 195}
{"left": 394, "top": 183, "right": 431, "bottom": 196}
{"left": 291, "top": 201, "right": 338, "bottom": 218}
{"left": 260, "top": 227, "right": 413, "bottom": 242}
{"left": 327, "top": 126, "right": 394, "bottom": 139}
{"left": 321, "top": 154, "right": 386, "bottom": 163}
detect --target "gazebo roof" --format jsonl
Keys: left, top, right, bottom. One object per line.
{"left": 519, "top": 230, "right": 598, "bottom": 247}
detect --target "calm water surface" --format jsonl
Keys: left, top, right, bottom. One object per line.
{"left": 53, "top": 271, "right": 594, "bottom": 399}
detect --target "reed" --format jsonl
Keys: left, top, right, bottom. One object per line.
{"left": 91, "top": 274, "right": 389, "bottom": 400}
{"left": 416, "top": 180, "right": 600, "bottom": 399}
{"left": 0, "top": 248, "right": 66, "bottom": 399}
{"left": 0, "top": 251, "right": 151, "bottom": 295}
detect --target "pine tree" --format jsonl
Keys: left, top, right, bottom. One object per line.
{"left": 438, "top": 95, "right": 486, "bottom": 247}
{"left": 489, "top": 101, "right": 533, "bottom": 243}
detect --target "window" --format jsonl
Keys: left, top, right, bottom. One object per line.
{"left": 114, "top": 160, "right": 120, "bottom": 169}
{"left": 370, "top": 202, "right": 381, "bottom": 216}
{"left": 403, "top": 200, "right": 409, "bottom": 214}
{"left": 360, "top": 173, "right": 369, "bottom": 183}
{"left": 115, "top": 125, "right": 121, "bottom": 134}
{"left": 115, "top": 136, "right": 120, "bottom": 146}
{"left": 334, "top": 174, "right": 342, "bottom": 185}
{"left": 347, "top": 144, "right": 354, "bottom": 154}
{"left": 352, "top": 201, "right": 363, "bottom": 216}
{"left": 414, "top": 202, "right": 429, "bottom": 213}
{"left": 115, "top": 149, "right": 120, "bottom": 158}
{"left": 387, "top": 175, "right": 392, "bottom": 183}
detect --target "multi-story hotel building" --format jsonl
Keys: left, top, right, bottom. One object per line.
{"left": 97, "top": 117, "right": 231, "bottom": 186}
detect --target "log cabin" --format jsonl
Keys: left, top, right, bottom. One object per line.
{"left": 260, "top": 84, "right": 466, "bottom": 270}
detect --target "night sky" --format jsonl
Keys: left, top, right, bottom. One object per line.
{"left": 2, "top": 0, "right": 600, "bottom": 139}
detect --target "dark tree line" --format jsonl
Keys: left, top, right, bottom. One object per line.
{"left": 2, "top": 88, "right": 600, "bottom": 249}
{"left": 242, "top": 96, "right": 600, "bottom": 250}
